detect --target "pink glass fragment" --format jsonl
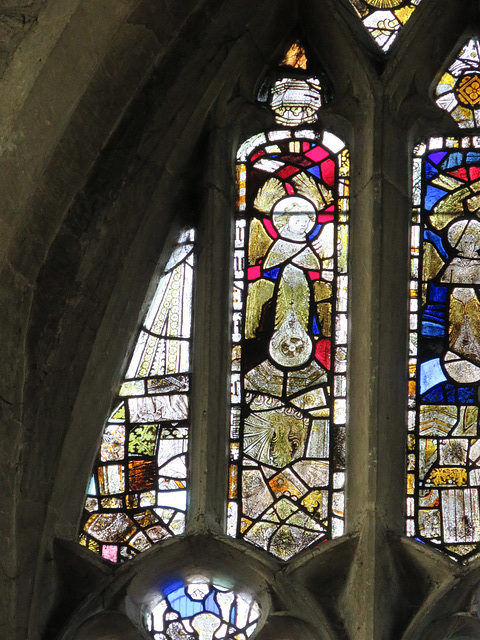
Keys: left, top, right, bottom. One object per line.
{"left": 102, "top": 545, "right": 118, "bottom": 562}
{"left": 263, "top": 219, "right": 278, "bottom": 238}
{"left": 305, "top": 146, "right": 329, "bottom": 162}
{"left": 248, "top": 266, "right": 262, "bottom": 280}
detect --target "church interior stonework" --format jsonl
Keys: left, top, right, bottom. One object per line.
{"left": 3, "top": 1, "right": 480, "bottom": 638}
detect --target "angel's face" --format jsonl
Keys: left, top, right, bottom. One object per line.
{"left": 272, "top": 196, "right": 315, "bottom": 240}
{"left": 287, "top": 213, "right": 311, "bottom": 236}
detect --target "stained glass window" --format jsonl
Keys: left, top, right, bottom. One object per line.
{"left": 228, "top": 51, "right": 349, "bottom": 561}
{"left": 144, "top": 576, "right": 261, "bottom": 640}
{"left": 79, "top": 229, "right": 195, "bottom": 562}
{"left": 348, "top": 0, "right": 422, "bottom": 52}
{"left": 408, "top": 40, "right": 480, "bottom": 562}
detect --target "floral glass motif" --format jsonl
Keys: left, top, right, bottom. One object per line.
{"left": 348, "top": 0, "right": 422, "bottom": 52}
{"left": 436, "top": 39, "right": 480, "bottom": 128}
{"left": 144, "top": 576, "right": 261, "bottom": 640}
{"left": 79, "top": 230, "right": 195, "bottom": 562}
{"left": 228, "top": 74, "right": 349, "bottom": 559}
{"left": 408, "top": 137, "right": 480, "bottom": 561}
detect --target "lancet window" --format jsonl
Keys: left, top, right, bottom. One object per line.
{"left": 227, "top": 46, "right": 350, "bottom": 560}
{"left": 408, "top": 38, "right": 480, "bottom": 561}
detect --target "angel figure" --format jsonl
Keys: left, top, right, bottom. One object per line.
{"left": 245, "top": 173, "right": 333, "bottom": 369}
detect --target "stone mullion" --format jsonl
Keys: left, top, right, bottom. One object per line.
{"left": 186, "top": 130, "right": 233, "bottom": 535}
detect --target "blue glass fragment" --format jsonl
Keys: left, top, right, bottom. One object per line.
{"left": 421, "top": 322, "right": 445, "bottom": 337}
{"left": 312, "top": 317, "right": 320, "bottom": 335}
{"left": 307, "top": 165, "right": 321, "bottom": 180}
{"left": 264, "top": 268, "right": 280, "bottom": 280}
{"left": 429, "top": 284, "right": 447, "bottom": 303}
{"left": 458, "top": 387, "right": 475, "bottom": 403}
{"left": 308, "top": 223, "right": 321, "bottom": 241}
{"left": 440, "top": 152, "right": 463, "bottom": 170}
{"left": 420, "top": 358, "right": 447, "bottom": 395}
{"left": 425, "top": 186, "right": 448, "bottom": 211}
{"left": 425, "top": 162, "right": 439, "bottom": 179}
{"left": 424, "top": 230, "right": 449, "bottom": 260}
{"left": 422, "top": 384, "right": 446, "bottom": 402}
{"left": 467, "top": 152, "right": 480, "bottom": 164}
{"left": 204, "top": 591, "right": 221, "bottom": 616}
{"left": 428, "top": 152, "right": 448, "bottom": 165}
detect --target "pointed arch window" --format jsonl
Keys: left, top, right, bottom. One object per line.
{"left": 408, "top": 38, "right": 480, "bottom": 561}
{"left": 227, "top": 47, "right": 350, "bottom": 560}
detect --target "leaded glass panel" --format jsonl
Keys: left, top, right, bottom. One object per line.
{"left": 79, "top": 230, "right": 195, "bottom": 562}
{"left": 228, "top": 129, "right": 349, "bottom": 560}
{"left": 348, "top": 0, "right": 422, "bottom": 52}
{"left": 408, "top": 137, "right": 480, "bottom": 561}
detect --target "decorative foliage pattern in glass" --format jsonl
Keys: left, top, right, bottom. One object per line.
{"left": 348, "top": 0, "right": 422, "bottom": 52}
{"left": 79, "top": 230, "right": 195, "bottom": 562}
{"left": 229, "top": 128, "right": 349, "bottom": 560}
{"left": 408, "top": 137, "right": 480, "bottom": 561}
{"left": 144, "top": 576, "right": 261, "bottom": 640}
{"left": 436, "top": 39, "right": 480, "bottom": 128}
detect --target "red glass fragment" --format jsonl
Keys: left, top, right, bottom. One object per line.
{"left": 308, "top": 271, "right": 321, "bottom": 281}
{"left": 315, "top": 339, "right": 331, "bottom": 370}
{"left": 305, "top": 146, "right": 329, "bottom": 162}
{"left": 251, "top": 150, "right": 265, "bottom": 162}
{"left": 277, "top": 165, "right": 300, "bottom": 179}
{"left": 282, "top": 154, "right": 313, "bottom": 167}
{"left": 263, "top": 218, "right": 278, "bottom": 238}
{"left": 248, "top": 266, "right": 261, "bottom": 280}
{"left": 303, "top": 142, "right": 310, "bottom": 152}
{"left": 448, "top": 167, "right": 468, "bottom": 181}
{"left": 469, "top": 165, "right": 480, "bottom": 181}
{"left": 321, "top": 159, "right": 335, "bottom": 186}
{"left": 285, "top": 182, "right": 295, "bottom": 195}
{"left": 325, "top": 205, "right": 335, "bottom": 212}
{"left": 317, "top": 214, "right": 334, "bottom": 223}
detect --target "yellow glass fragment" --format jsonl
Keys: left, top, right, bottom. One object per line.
{"left": 240, "top": 518, "right": 252, "bottom": 533}
{"left": 281, "top": 43, "right": 307, "bottom": 70}
{"left": 302, "top": 490, "right": 326, "bottom": 515}
{"left": 429, "top": 467, "right": 467, "bottom": 487}
{"left": 407, "top": 473, "right": 415, "bottom": 495}
{"left": 422, "top": 243, "right": 444, "bottom": 282}
{"left": 245, "top": 279, "right": 275, "bottom": 339}
{"left": 394, "top": 6, "right": 414, "bottom": 24}
{"left": 408, "top": 380, "right": 416, "bottom": 396}
{"left": 439, "top": 72, "right": 456, "bottom": 89}
{"left": 248, "top": 218, "right": 273, "bottom": 266}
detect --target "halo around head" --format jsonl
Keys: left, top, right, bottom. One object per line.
{"left": 447, "top": 219, "right": 480, "bottom": 248}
